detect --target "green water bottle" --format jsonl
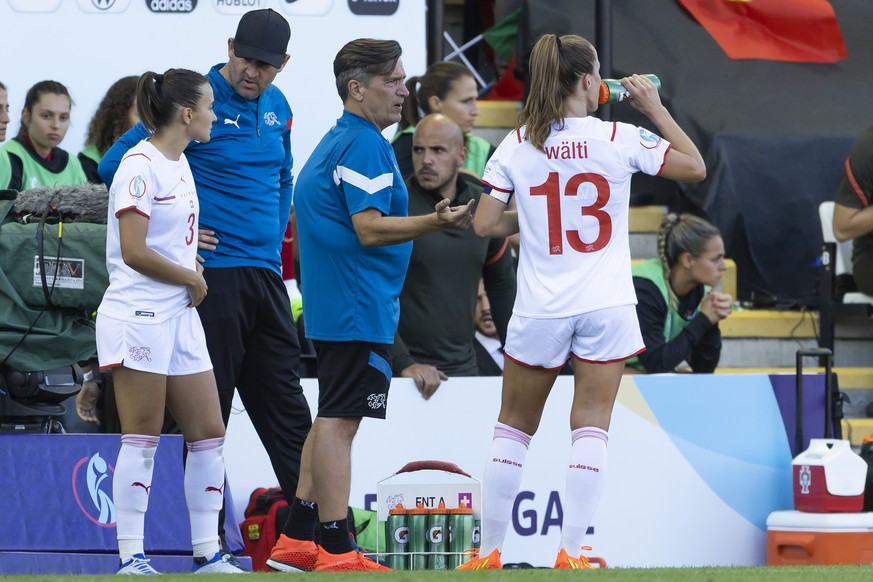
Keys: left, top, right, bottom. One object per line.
{"left": 599, "top": 74, "right": 661, "bottom": 104}
{"left": 448, "top": 502, "right": 475, "bottom": 569}
{"left": 385, "top": 503, "right": 409, "bottom": 570}
{"left": 408, "top": 503, "right": 429, "bottom": 570}
{"left": 427, "top": 502, "right": 449, "bottom": 570}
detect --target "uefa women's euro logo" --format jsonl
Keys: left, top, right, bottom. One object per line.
{"left": 72, "top": 453, "right": 116, "bottom": 527}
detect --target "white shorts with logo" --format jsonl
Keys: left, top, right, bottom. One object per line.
{"left": 504, "top": 304, "right": 644, "bottom": 369}
{"left": 96, "top": 308, "right": 212, "bottom": 376}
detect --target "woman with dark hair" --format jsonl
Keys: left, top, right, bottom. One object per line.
{"left": 96, "top": 68, "right": 244, "bottom": 575}
{"left": 1, "top": 80, "right": 87, "bottom": 190}
{"left": 627, "top": 213, "right": 732, "bottom": 374}
{"left": 461, "top": 33, "right": 706, "bottom": 570}
{"left": 392, "top": 61, "right": 494, "bottom": 178}
{"left": 78, "top": 76, "right": 139, "bottom": 184}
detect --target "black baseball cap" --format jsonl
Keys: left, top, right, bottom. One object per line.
{"left": 233, "top": 9, "right": 290, "bottom": 69}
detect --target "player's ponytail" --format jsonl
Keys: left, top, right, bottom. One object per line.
{"left": 519, "top": 34, "right": 597, "bottom": 152}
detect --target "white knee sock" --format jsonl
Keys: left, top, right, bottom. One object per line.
{"left": 114, "top": 434, "right": 159, "bottom": 562}
{"left": 185, "top": 437, "right": 225, "bottom": 558}
{"left": 560, "top": 427, "right": 608, "bottom": 555}
{"left": 479, "top": 422, "right": 532, "bottom": 556}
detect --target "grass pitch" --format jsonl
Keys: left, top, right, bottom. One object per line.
{"left": 9, "top": 565, "right": 873, "bottom": 581}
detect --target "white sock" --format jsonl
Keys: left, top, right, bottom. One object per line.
{"left": 185, "top": 437, "right": 225, "bottom": 558}
{"left": 560, "top": 427, "right": 608, "bottom": 555}
{"left": 114, "top": 434, "right": 159, "bottom": 563}
{"left": 479, "top": 422, "right": 532, "bottom": 556}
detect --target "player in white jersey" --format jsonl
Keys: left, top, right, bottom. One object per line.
{"left": 96, "top": 69, "right": 244, "bottom": 575}
{"left": 458, "top": 34, "right": 706, "bottom": 571}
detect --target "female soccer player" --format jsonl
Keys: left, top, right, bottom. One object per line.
{"left": 459, "top": 34, "right": 706, "bottom": 570}
{"left": 96, "top": 68, "right": 244, "bottom": 574}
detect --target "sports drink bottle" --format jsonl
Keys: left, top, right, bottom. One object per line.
{"left": 448, "top": 502, "right": 475, "bottom": 569}
{"left": 599, "top": 74, "right": 661, "bottom": 104}
{"left": 385, "top": 503, "right": 409, "bottom": 570}
{"left": 426, "top": 502, "right": 449, "bottom": 570}
{"left": 408, "top": 503, "right": 429, "bottom": 570}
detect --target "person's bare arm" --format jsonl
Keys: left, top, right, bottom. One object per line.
{"left": 624, "top": 74, "right": 706, "bottom": 183}
{"left": 833, "top": 202, "right": 873, "bottom": 242}
{"left": 473, "top": 194, "right": 518, "bottom": 238}
{"left": 351, "top": 198, "right": 473, "bottom": 246}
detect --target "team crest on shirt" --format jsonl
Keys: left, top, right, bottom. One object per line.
{"left": 264, "top": 111, "right": 280, "bottom": 126}
{"left": 639, "top": 128, "right": 662, "bottom": 150}
{"left": 128, "top": 175, "right": 147, "bottom": 199}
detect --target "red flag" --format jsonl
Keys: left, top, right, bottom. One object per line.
{"left": 677, "top": 0, "right": 847, "bottom": 63}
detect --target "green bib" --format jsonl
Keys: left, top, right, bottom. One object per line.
{"left": 2, "top": 140, "right": 87, "bottom": 190}
{"left": 626, "top": 258, "right": 708, "bottom": 372}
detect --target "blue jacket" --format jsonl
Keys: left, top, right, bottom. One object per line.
{"left": 99, "top": 64, "right": 294, "bottom": 274}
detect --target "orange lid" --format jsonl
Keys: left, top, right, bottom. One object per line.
{"left": 450, "top": 501, "right": 473, "bottom": 515}
{"left": 388, "top": 503, "right": 408, "bottom": 515}
{"left": 428, "top": 501, "right": 448, "bottom": 514}
{"left": 598, "top": 82, "right": 609, "bottom": 105}
{"left": 409, "top": 502, "right": 429, "bottom": 515}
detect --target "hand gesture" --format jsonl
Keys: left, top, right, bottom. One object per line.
{"left": 186, "top": 269, "right": 208, "bottom": 307}
{"left": 624, "top": 74, "right": 664, "bottom": 117}
{"left": 701, "top": 290, "right": 733, "bottom": 324}
{"left": 196, "top": 228, "right": 218, "bottom": 264}
{"left": 401, "top": 363, "right": 448, "bottom": 400}
{"left": 75, "top": 379, "right": 101, "bottom": 425}
{"left": 434, "top": 198, "right": 474, "bottom": 230}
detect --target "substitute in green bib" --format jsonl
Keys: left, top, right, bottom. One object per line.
{"left": 627, "top": 213, "right": 732, "bottom": 374}
{"left": 392, "top": 61, "right": 495, "bottom": 180}
{"left": 2, "top": 80, "right": 87, "bottom": 191}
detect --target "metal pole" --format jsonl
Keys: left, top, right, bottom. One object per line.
{"left": 426, "top": 0, "right": 444, "bottom": 65}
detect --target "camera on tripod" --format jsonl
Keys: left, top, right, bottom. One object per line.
{"left": 0, "top": 365, "right": 83, "bottom": 434}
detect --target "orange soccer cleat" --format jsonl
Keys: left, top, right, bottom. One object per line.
{"left": 455, "top": 548, "right": 502, "bottom": 570}
{"left": 554, "top": 546, "right": 596, "bottom": 570}
{"left": 265, "top": 534, "right": 319, "bottom": 572}
{"left": 313, "top": 547, "right": 393, "bottom": 572}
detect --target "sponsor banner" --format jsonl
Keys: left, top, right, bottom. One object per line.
{"left": 76, "top": 0, "right": 132, "bottom": 13}
{"left": 213, "top": 0, "right": 268, "bottom": 14}
{"left": 145, "top": 0, "right": 197, "bottom": 13}
{"left": 347, "top": 0, "right": 398, "bottom": 16}
{"left": 8, "top": 0, "right": 61, "bottom": 12}
{"left": 0, "top": 1, "right": 425, "bottom": 165}
{"left": 279, "top": 0, "right": 333, "bottom": 16}
{"left": 226, "top": 374, "right": 809, "bottom": 567}
{"left": 0, "top": 434, "right": 190, "bottom": 553}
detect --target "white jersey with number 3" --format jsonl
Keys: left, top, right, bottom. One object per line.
{"left": 99, "top": 139, "right": 200, "bottom": 324}
{"left": 483, "top": 117, "right": 670, "bottom": 318}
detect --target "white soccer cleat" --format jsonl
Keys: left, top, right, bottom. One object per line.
{"left": 117, "top": 554, "right": 160, "bottom": 575}
{"left": 193, "top": 551, "right": 249, "bottom": 574}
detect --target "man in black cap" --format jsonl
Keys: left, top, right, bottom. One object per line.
{"left": 99, "top": 8, "right": 312, "bottom": 571}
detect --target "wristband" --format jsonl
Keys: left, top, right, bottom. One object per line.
{"left": 82, "top": 370, "right": 94, "bottom": 382}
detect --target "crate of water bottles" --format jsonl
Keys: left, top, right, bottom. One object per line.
{"left": 376, "top": 461, "right": 481, "bottom": 570}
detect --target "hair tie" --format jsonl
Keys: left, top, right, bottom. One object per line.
{"left": 555, "top": 36, "right": 562, "bottom": 52}
{"left": 154, "top": 74, "right": 164, "bottom": 94}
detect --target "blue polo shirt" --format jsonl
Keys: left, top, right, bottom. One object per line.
{"left": 294, "top": 111, "right": 411, "bottom": 344}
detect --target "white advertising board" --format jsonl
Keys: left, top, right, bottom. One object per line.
{"left": 0, "top": 0, "right": 425, "bottom": 165}
{"left": 225, "top": 374, "right": 795, "bottom": 568}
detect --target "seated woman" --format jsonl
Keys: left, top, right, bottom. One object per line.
{"left": 79, "top": 76, "right": 139, "bottom": 184}
{"left": 2, "top": 80, "right": 87, "bottom": 190}
{"left": 626, "top": 213, "right": 733, "bottom": 374}
{"left": 392, "top": 61, "right": 494, "bottom": 179}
